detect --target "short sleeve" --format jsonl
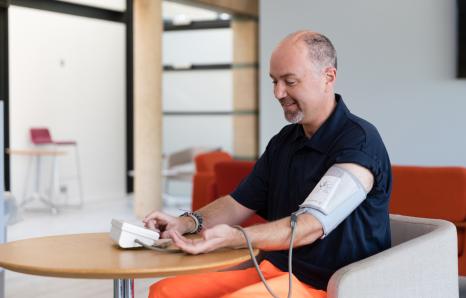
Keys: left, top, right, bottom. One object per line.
{"left": 335, "top": 148, "right": 380, "bottom": 176}
{"left": 333, "top": 147, "right": 389, "bottom": 196}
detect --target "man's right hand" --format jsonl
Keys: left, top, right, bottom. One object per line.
{"left": 143, "top": 211, "right": 195, "bottom": 238}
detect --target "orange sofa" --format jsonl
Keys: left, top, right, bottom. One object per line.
{"left": 191, "top": 151, "right": 232, "bottom": 211}
{"left": 213, "top": 160, "right": 266, "bottom": 226}
{"left": 390, "top": 165, "right": 466, "bottom": 275}
{"left": 191, "top": 156, "right": 265, "bottom": 226}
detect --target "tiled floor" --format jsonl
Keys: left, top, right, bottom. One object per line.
{"left": 4, "top": 196, "right": 190, "bottom": 298}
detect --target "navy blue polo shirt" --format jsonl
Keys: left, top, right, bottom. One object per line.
{"left": 231, "top": 94, "right": 392, "bottom": 290}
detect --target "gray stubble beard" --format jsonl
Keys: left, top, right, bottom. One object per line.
{"left": 285, "top": 110, "right": 304, "bottom": 124}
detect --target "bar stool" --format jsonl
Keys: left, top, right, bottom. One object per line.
{"left": 9, "top": 148, "right": 65, "bottom": 214}
{"left": 29, "top": 128, "right": 84, "bottom": 207}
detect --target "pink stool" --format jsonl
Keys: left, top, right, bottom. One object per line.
{"left": 29, "top": 128, "right": 83, "bottom": 208}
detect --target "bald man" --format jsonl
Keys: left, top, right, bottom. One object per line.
{"left": 144, "top": 31, "right": 392, "bottom": 298}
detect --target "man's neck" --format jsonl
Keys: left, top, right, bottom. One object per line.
{"left": 301, "top": 94, "right": 337, "bottom": 138}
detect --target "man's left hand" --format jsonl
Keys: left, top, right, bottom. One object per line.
{"left": 168, "top": 224, "right": 244, "bottom": 254}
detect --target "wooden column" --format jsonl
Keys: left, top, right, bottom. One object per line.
{"left": 133, "top": 0, "right": 162, "bottom": 217}
{"left": 232, "top": 18, "right": 258, "bottom": 159}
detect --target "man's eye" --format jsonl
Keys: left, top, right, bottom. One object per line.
{"left": 272, "top": 80, "right": 277, "bottom": 85}
{"left": 286, "top": 81, "right": 296, "bottom": 86}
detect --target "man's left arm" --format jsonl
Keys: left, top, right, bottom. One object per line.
{"left": 169, "top": 162, "right": 374, "bottom": 254}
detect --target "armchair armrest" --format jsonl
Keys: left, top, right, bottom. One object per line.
{"left": 327, "top": 215, "right": 458, "bottom": 298}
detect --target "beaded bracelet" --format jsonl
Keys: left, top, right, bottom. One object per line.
{"left": 180, "top": 211, "right": 204, "bottom": 234}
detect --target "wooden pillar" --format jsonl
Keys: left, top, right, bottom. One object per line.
{"left": 133, "top": 0, "right": 162, "bottom": 217}
{"left": 232, "top": 18, "right": 258, "bottom": 159}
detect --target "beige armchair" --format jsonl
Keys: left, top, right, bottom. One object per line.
{"left": 328, "top": 214, "right": 458, "bottom": 298}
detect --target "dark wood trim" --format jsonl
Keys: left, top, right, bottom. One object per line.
{"left": 163, "top": 110, "right": 257, "bottom": 116}
{"left": 0, "top": 1, "right": 9, "bottom": 8}
{"left": 163, "top": 63, "right": 257, "bottom": 71}
{"left": 0, "top": 6, "right": 9, "bottom": 190}
{"left": 164, "top": 19, "right": 229, "bottom": 31}
{"left": 125, "top": 0, "right": 133, "bottom": 193}
{"left": 164, "top": 63, "right": 231, "bottom": 71}
{"left": 458, "top": 0, "right": 466, "bottom": 78}
{"left": 10, "top": 0, "right": 125, "bottom": 23}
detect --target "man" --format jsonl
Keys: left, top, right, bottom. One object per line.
{"left": 144, "top": 30, "right": 391, "bottom": 298}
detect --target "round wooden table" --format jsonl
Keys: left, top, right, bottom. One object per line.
{"left": 0, "top": 233, "right": 256, "bottom": 298}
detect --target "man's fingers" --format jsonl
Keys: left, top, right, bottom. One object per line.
{"left": 160, "top": 231, "right": 172, "bottom": 239}
{"left": 169, "top": 230, "right": 187, "bottom": 244}
{"left": 170, "top": 231, "right": 200, "bottom": 253}
{"left": 170, "top": 230, "right": 224, "bottom": 255}
{"left": 143, "top": 211, "right": 163, "bottom": 223}
{"left": 143, "top": 211, "right": 176, "bottom": 232}
{"left": 146, "top": 220, "right": 155, "bottom": 230}
{"left": 143, "top": 210, "right": 174, "bottom": 223}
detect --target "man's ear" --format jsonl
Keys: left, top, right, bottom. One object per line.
{"left": 324, "top": 67, "right": 337, "bottom": 90}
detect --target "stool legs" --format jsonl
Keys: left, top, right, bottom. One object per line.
{"left": 52, "top": 143, "right": 83, "bottom": 208}
{"left": 21, "top": 154, "right": 58, "bottom": 214}
{"left": 73, "top": 144, "right": 84, "bottom": 207}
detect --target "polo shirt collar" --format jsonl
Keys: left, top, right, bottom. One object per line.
{"left": 293, "top": 94, "right": 350, "bottom": 153}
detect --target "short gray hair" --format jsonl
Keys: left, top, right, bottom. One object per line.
{"left": 297, "top": 32, "right": 338, "bottom": 70}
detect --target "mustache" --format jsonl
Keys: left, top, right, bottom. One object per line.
{"left": 279, "top": 98, "right": 296, "bottom": 106}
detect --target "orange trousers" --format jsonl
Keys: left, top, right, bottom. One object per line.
{"left": 148, "top": 260, "right": 327, "bottom": 298}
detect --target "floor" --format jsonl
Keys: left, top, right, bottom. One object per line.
{"left": 4, "top": 196, "right": 190, "bottom": 298}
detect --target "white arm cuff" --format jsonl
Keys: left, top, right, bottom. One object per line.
{"left": 303, "top": 187, "right": 366, "bottom": 238}
{"left": 300, "top": 166, "right": 368, "bottom": 238}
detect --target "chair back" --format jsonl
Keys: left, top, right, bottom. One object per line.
{"left": 214, "top": 160, "right": 266, "bottom": 226}
{"left": 30, "top": 128, "right": 53, "bottom": 144}
{"left": 214, "top": 160, "right": 255, "bottom": 196}
{"left": 194, "top": 151, "right": 232, "bottom": 173}
{"left": 390, "top": 165, "right": 466, "bottom": 274}
{"left": 191, "top": 151, "right": 232, "bottom": 211}
{"left": 328, "top": 214, "right": 458, "bottom": 298}
{"left": 390, "top": 165, "right": 466, "bottom": 221}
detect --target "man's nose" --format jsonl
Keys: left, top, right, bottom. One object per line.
{"left": 274, "top": 82, "right": 287, "bottom": 99}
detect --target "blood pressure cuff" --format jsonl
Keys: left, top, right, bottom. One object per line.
{"left": 300, "top": 165, "right": 367, "bottom": 238}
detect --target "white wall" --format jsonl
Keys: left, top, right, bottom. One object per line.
{"left": 260, "top": 0, "right": 466, "bottom": 167}
{"left": 9, "top": 6, "right": 126, "bottom": 202}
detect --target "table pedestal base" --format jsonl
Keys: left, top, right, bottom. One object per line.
{"left": 114, "top": 278, "right": 134, "bottom": 298}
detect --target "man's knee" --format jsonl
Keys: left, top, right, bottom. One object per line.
{"left": 148, "top": 278, "right": 176, "bottom": 298}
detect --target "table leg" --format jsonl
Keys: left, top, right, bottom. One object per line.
{"left": 114, "top": 278, "right": 134, "bottom": 298}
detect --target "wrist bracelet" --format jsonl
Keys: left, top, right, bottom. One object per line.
{"left": 180, "top": 211, "right": 204, "bottom": 234}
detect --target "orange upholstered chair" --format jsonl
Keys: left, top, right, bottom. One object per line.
{"left": 195, "top": 151, "right": 232, "bottom": 173}
{"left": 390, "top": 165, "right": 466, "bottom": 275}
{"left": 214, "top": 160, "right": 266, "bottom": 226}
{"left": 191, "top": 151, "right": 232, "bottom": 211}
{"left": 191, "top": 157, "right": 266, "bottom": 226}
